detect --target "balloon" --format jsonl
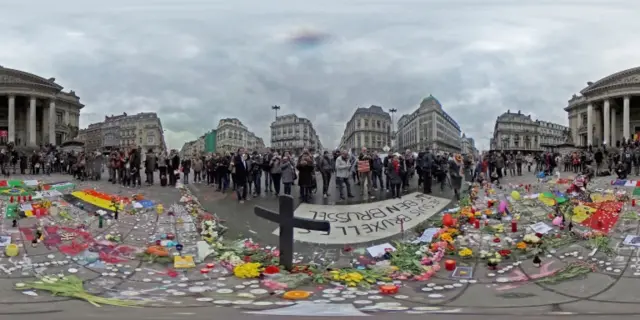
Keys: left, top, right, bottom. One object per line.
{"left": 511, "top": 190, "right": 521, "bottom": 201}
{"left": 499, "top": 200, "right": 508, "bottom": 213}
{"left": 442, "top": 213, "right": 454, "bottom": 227}
{"left": 552, "top": 216, "right": 563, "bottom": 226}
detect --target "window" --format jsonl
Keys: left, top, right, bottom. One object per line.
{"left": 56, "top": 111, "right": 64, "bottom": 124}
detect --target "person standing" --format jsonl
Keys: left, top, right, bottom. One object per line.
{"left": 182, "top": 157, "right": 192, "bottom": 184}
{"left": 357, "top": 147, "right": 373, "bottom": 197}
{"left": 158, "top": 151, "right": 167, "bottom": 186}
{"left": 170, "top": 150, "right": 180, "bottom": 186}
{"left": 297, "top": 151, "right": 315, "bottom": 202}
{"left": 317, "top": 150, "right": 333, "bottom": 198}
{"left": 335, "top": 150, "right": 354, "bottom": 200}
{"left": 262, "top": 148, "right": 274, "bottom": 193}
{"left": 145, "top": 149, "right": 156, "bottom": 186}
{"left": 270, "top": 153, "right": 282, "bottom": 195}
{"left": 233, "top": 148, "right": 248, "bottom": 203}
{"left": 387, "top": 153, "right": 404, "bottom": 199}
{"left": 420, "top": 149, "right": 434, "bottom": 194}
{"left": 280, "top": 155, "right": 295, "bottom": 195}
{"left": 449, "top": 154, "right": 464, "bottom": 200}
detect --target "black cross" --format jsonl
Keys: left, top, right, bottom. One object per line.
{"left": 254, "top": 195, "right": 330, "bottom": 271}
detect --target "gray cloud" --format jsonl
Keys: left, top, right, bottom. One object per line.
{"left": 2, "top": 0, "right": 640, "bottom": 150}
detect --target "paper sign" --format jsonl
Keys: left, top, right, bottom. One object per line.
{"left": 24, "top": 180, "right": 39, "bottom": 187}
{"left": 529, "top": 222, "right": 552, "bottom": 234}
{"left": 19, "top": 203, "right": 33, "bottom": 211}
{"left": 0, "top": 236, "right": 11, "bottom": 247}
{"left": 174, "top": 256, "right": 196, "bottom": 269}
{"left": 623, "top": 235, "right": 640, "bottom": 247}
{"left": 366, "top": 243, "right": 395, "bottom": 257}
{"left": 451, "top": 266, "right": 473, "bottom": 279}
{"left": 412, "top": 228, "right": 439, "bottom": 244}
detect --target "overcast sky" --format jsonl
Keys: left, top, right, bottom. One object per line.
{"left": 2, "top": 0, "right": 639, "bottom": 150}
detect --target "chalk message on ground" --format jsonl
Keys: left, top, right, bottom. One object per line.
{"left": 272, "top": 192, "right": 450, "bottom": 244}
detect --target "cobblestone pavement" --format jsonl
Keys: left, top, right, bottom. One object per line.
{"left": 3, "top": 171, "right": 640, "bottom": 317}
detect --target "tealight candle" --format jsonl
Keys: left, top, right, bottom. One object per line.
{"left": 445, "top": 259, "right": 456, "bottom": 271}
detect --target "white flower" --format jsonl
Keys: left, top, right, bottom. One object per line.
{"left": 523, "top": 234, "right": 540, "bottom": 243}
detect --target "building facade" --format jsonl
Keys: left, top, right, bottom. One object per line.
{"left": 204, "top": 130, "right": 216, "bottom": 153}
{"left": 490, "top": 110, "right": 568, "bottom": 152}
{"left": 396, "top": 95, "right": 461, "bottom": 153}
{"left": 78, "top": 112, "right": 167, "bottom": 153}
{"left": 565, "top": 66, "right": 640, "bottom": 147}
{"left": 215, "top": 118, "right": 264, "bottom": 153}
{"left": 460, "top": 134, "right": 476, "bottom": 155}
{"left": 339, "top": 105, "right": 391, "bottom": 153}
{"left": 270, "top": 114, "right": 322, "bottom": 154}
{"left": 0, "top": 66, "right": 83, "bottom": 147}
{"left": 179, "top": 136, "right": 205, "bottom": 159}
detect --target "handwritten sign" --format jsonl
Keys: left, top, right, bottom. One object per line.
{"left": 272, "top": 192, "right": 449, "bottom": 244}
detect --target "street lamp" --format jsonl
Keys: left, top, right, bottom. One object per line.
{"left": 389, "top": 108, "right": 397, "bottom": 131}
{"left": 271, "top": 105, "right": 281, "bottom": 120}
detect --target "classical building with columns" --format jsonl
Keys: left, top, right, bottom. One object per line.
{"left": 565, "top": 66, "right": 640, "bottom": 147}
{"left": 0, "top": 66, "right": 82, "bottom": 147}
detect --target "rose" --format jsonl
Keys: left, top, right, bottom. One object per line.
{"left": 264, "top": 265, "right": 280, "bottom": 274}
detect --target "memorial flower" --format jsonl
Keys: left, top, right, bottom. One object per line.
{"left": 523, "top": 234, "right": 541, "bottom": 244}
{"left": 516, "top": 241, "right": 528, "bottom": 250}
{"left": 498, "top": 249, "right": 512, "bottom": 257}
{"left": 264, "top": 265, "right": 280, "bottom": 275}
{"left": 458, "top": 247, "right": 473, "bottom": 257}
{"left": 233, "top": 262, "right": 262, "bottom": 278}
{"left": 440, "top": 233, "right": 453, "bottom": 242}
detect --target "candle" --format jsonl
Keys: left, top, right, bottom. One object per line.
{"left": 200, "top": 268, "right": 210, "bottom": 274}
{"left": 484, "top": 220, "right": 489, "bottom": 227}
{"left": 445, "top": 259, "right": 457, "bottom": 271}
{"left": 511, "top": 220, "right": 517, "bottom": 232}
{"left": 206, "top": 263, "right": 215, "bottom": 269}
{"left": 379, "top": 285, "right": 399, "bottom": 294}
{"left": 474, "top": 220, "right": 480, "bottom": 229}
{"left": 633, "top": 199, "right": 636, "bottom": 207}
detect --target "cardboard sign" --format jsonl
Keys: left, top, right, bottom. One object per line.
{"left": 174, "top": 255, "right": 195, "bottom": 269}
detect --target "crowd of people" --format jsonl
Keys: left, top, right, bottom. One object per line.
{"left": 172, "top": 147, "right": 471, "bottom": 203}
{"left": 15, "top": 140, "right": 640, "bottom": 203}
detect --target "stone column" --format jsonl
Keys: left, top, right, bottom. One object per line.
{"left": 611, "top": 107, "right": 617, "bottom": 145}
{"left": 603, "top": 100, "right": 610, "bottom": 145}
{"left": 8, "top": 95, "right": 15, "bottom": 143}
{"left": 587, "top": 103, "right": 593, "bottom": 146}
{"left": 624, "top": 96, "right": 630, "bottom": 141}
{"left": 29, "top": 97, "right": 37, "bottom": 145}
{"left": 49, "top": 100, "right": 56, "bottom": 145}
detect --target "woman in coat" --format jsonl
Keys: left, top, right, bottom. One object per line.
{"left": 270, "top": 153, "right": 283, "bottom": 196}
{"left": 449, "top": 154, "right": 464, "bottom": 200}
{"left": 296, "top": 151, "right": 315, "bottom": 202}
{"left": 386, "top": 153, "right": 405, "bottom": 198}
{"left": 280, "top": 156, "right": 296, "bottom": 195}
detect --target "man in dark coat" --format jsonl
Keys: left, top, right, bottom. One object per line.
{"left": 145, "top": 149, "right": 157, "bottom": 186}
{"left": 169, "top": 150, "right": 180, "bottom": 186}
{"left": 420, "top": 149, "right": 435, "bottom": 194}
{"left": 233, "top": 148, "right": 248, "bottom": 203}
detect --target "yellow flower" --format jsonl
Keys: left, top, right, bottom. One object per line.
{"left": 233, "top": 262, "right": 262, "bottom": 279}
{"left": 516, "top": 241, "right": 527, "bottom": 249}
{"left": 440, "top": 233, "right": 453, "bottom": 242}
{"left": 458, "top": 247, "right": 473, "bottom": 257}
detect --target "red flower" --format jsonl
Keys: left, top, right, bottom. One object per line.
{"left": 264, "top": 265, "right": 280, "bottom": 274}
{"left": 498, "top": 249, "right": 511, "bottom": 257}
{"left": 493, "top": 238, "right": 501, "bottom": 243}
{"left": 535, "top": 232, "right": 543, "bottom": 238}
{"left": 243, "top": 255, "right": 252, "bottom": 262}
